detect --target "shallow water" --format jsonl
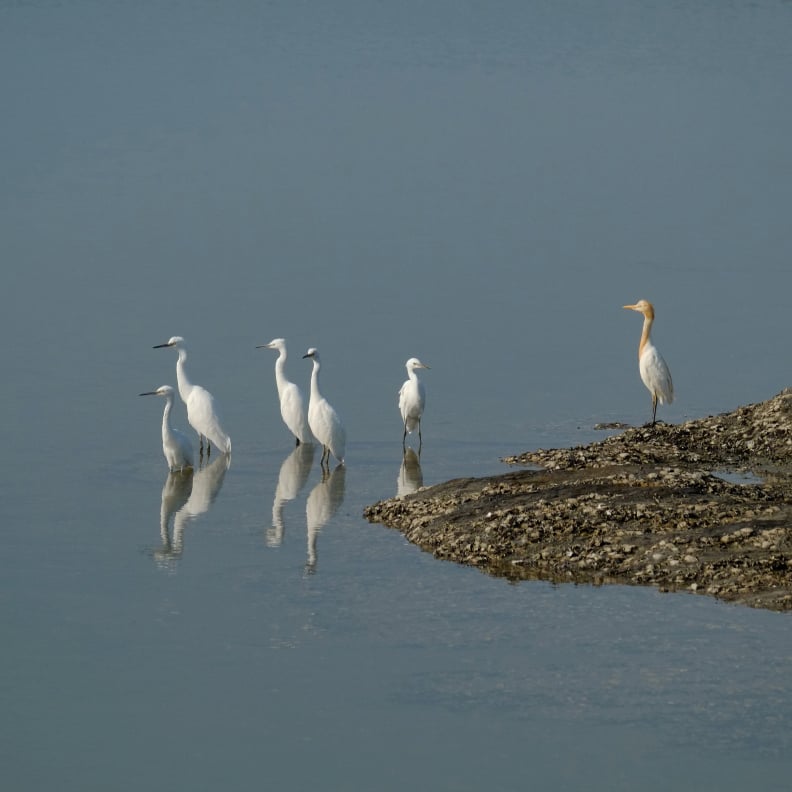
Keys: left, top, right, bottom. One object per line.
{"left": 2, "top": 1, "right": 792, "bottom": 789}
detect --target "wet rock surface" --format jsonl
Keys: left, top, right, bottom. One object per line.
{"left": 364, "top": 390, "right": 792, "bottom": 611}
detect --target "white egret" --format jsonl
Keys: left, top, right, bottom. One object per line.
{"left": 153, "top": 336, "right": 232, "bottom": 456}
{"left": 623, "top": 299, "right": 674, "bottom": 425}
{"left": 139, "top": 385, "right": 194, "bottom": 472}
{"left": 256, "top": 338, "right": 313, "bottom": 446}
{"left": 302, "top": 348, "right": 346, "bottom": 467}
{"left": 399, "top": 357, "right": 430, "bottom": 448}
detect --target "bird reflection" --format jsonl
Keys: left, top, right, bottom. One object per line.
{"left": 176, "top": 453, "right": 230, "bottom": 524}
{"left": 154, "top": 469, "right": 194, "bottom": 569}
{"left": 153, "top": 454, "right": 230, "bottom": 569}
{"left": 305, "top": 463, "right": 346, "bottom": 574}
{"left": 268, "top": 443, "right": 316, "bottom": 547}
{"left": 397, "top": 447, "right": 423, "bottom": 496}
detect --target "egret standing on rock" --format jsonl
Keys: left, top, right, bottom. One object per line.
{"left": 399, "top": 357, "right": 430, "bottom": 449}
{"left": 257, "top": 338, "right": 313, "bottom": 446}
{"left": 139, "top": 385, "right": 194, "bottom": 473}
{"left": 623, "top": 300, "right": 674, "bottom": 426}
{"left": 302, "top": 348, "right": 345, "bottom": 468}
{"left": 153, "top": 336, "right": 232, "bottom": 456}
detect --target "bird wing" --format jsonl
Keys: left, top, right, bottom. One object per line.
{"left": 280, "top": 383, "right": 312, "bottom": 441}
{"left": 171, "top": 427, "right": 194, "bottom": 467}
{"left": 639, "top": 345, "right": 674, "bottom": 404}
{"left": 312, "top": 399, "right": 346, "bottom": 460}
{"left": 399, "top": 379, "right": 425, "bottom": 424}
{"left": 188, "top": 386, "right": 232, "bottom": 451}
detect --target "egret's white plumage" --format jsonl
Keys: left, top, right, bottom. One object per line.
{"left": 257, "top": 338, "right": 313, "bottom": 445}
{"left": 624, "top": 300, "right": 674, "bottom": 425}
{"left": 153, "top": 336, "right": 232, "bottom": 455}
{"left": 140, "top": 385, "right": 194, "bottom": 472}
{"left": 302, "top": 348, "right": 346, "bottom": 467}
{"left": 398, "top": 357, "right": 430, "bottom": 447}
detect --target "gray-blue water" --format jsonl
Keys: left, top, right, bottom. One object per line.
{"left": 2, "top": 2, "right": 792, "bottom": 789}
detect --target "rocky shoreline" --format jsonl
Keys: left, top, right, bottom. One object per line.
{"left": 364, "top": 390, "right": 792, "bottom": 612}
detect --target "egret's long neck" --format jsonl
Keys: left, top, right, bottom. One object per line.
{"left": 162, "top": 394, "right": 174, "bottom": 437}
{"left": 175, "top": 348, "right": 193, "bottom": 402}
{"left": 274, "top": 350, "right": 289, "bottom": 396}
{"left": 407, "top": 366, "right": 418, "bottom": 383}
{"left": 638, "top": 314, "right": 654, "bottom": 358}
{"left": 310, "top": 359, "right": 322, "bottom": 401}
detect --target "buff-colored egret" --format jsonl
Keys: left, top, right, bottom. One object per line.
{"left": 623, "top": 300, "right": 674, "bottom": 425}
{"left": 139, "top": 385, "right": 194, "bottom": 472}
{"left": 399, "top": 357, "right": 430, "bottom": 449}
{"left": 257, "top": 338, "right": 313, "bottom": 446}
{"left": 302, "top": 348, "right": 346, "bottom": 467}
{"left": 153, "top": 336, "right": 232, "bottom": 456}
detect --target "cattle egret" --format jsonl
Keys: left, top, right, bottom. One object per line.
{"left": 399, "top": 357, "right": 430, "bottom": 448}
{"left": 623, "top": 300, "right": 674, "bottom": 425}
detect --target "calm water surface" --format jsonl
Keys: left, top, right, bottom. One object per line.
{"left": 2, "top": 2, "right": 792, "bottom": 790}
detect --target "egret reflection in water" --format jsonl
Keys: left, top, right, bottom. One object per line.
{"left": 268, "top": 443, "right": 316, "bottom": 547}
{"left": 397, "top": 447, "right": 423, "bottom": 496}
{"left": 153, "top": 469, "right": 194, "bottom": 569}
{"left": 151, "top": 454, "right": 230, "bottom": 569}
{"left": 305, "top": 463, "right": 346, "bottom": 574}
{"left": 176, "top": 453, "right": 231, "bottom": 524}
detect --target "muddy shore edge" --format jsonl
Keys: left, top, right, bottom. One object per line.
{"left": 364, "top": 390, "right": 792, "bottom": 612}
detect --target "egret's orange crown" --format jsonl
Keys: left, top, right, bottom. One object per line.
{"left": 623, "top": 299, "right": 655, "bottom": 320}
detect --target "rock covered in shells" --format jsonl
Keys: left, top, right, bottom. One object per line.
{"left": 364, "top": 390, "right": 792, "bottom": 612}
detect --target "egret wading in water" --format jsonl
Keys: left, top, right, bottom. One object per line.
{"left": 623, "top": 300, "right": 674, "bottom": 426}
{"left": 398, "top": 357, "right": 430, "bottom": 450}
{"left": 153, "top": 336, "right": 232, "bottom": 457}
{"left": 302, "top": 348, "right": 345, "bottom": 468}
{"left": 139, "top": 385, "right": 194, "bottom": 473}
{"left": 257, "top": 338, "right": 313, "bottom": 446}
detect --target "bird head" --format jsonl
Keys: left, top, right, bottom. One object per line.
{"left": 153, "top": 336, "right": 185, "bottom": 350}
{"left": 139, "top": 385, "right": 175, "bottom": 398}
{"left": 623, "top": 300, "right": 655, "bottom": 320}
{"left": 257, "top": 338, "right": 285, "bottom": 351}
{"left": 303, "top": 348, "right": 318, "bottom": 360}
{"left": 406, "top": 357, "right": 430, "bottom": 370}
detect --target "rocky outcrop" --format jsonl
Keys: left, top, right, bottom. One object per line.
{"left": 365, "top": 391, "right": 792, "bottom": 611}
